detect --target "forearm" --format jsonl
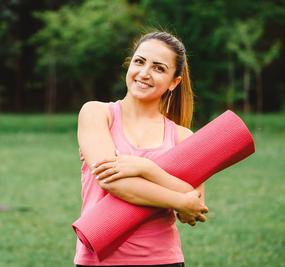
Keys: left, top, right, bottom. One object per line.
{"left": 141, "top": 159, "right": 194, "bottom": 193}
{"left": 95, "top": 156, "right": 194, "bottom": 193}
{"left": 99, "top": 177, "right": 185, "bottom": 211}
{"left": 142, "top": 162, "right": 205, "bottom": 207}
{"left": 141, "top": 160, "right": 206, "bottom": 205}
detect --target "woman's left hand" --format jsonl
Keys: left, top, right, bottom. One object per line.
{"left": 91, "top": 154, "right": 151, "bottom": 183}
{"left": 176, "top": 211, "right": 207, "bottom": 226}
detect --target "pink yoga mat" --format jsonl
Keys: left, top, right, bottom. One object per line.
{"left": 72, "top": 110, "right": 255, "bottom": 260}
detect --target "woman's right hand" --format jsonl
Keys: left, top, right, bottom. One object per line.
{"left": 91, "top": 154, "right": 152, "bottom": 183}
{"left": 176, "top": 190, "right": 208, "bottom": 225}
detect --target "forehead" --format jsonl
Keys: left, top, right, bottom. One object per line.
{"left": 134, "top": 39, "right": 176, "bottom": 65}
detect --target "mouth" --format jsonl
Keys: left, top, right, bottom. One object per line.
{"left": 135, "top": 80, "right": 153, "bottom": 89}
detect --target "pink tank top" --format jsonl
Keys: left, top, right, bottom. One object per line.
{"left": 74, "top": 100, "right": 184, "bottom": 266}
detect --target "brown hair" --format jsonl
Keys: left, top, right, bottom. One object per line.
{"left": 128, "top": 31, "right": 194, "bottom": 128}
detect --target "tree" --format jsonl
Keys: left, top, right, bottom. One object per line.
{"left": 140, "top": 0, "right": 285, "bottom": 118}
{"left": 32, "top": 0, "right": 142, "bottom": 112}
{"left": 0, "top": 0, "right": 23, "bottom": 111}
{"left": 0, "top": 0, "right": 79, "bottom": 112}
{"left": 226, "top": 19, "right": 281, "bottom": 113}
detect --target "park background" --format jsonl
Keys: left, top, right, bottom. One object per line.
{"left": 0, "top": 0, "right": 284, "bottom": 266}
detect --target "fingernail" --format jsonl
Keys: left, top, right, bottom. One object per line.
{"left": 103, "top": 179, "right": 107, "bottom": 183}
{"left": 92, "top": 162, "right": 96, "bottom": 167}
{"left": 95, "top": 175, "right": 100, "bottom": 180}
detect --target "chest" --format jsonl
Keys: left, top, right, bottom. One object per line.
{"left": 122, "top": 119, "right": 165, "bottom": 149}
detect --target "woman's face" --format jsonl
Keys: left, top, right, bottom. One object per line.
{"left": 126, "top": 39, "right": 181, "bottom": 102}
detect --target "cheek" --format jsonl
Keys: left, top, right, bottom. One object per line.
{"left": 125, "top": 68, "right": 133, "bottom": 84}
{"left": 155, "top": 75, "right": 173, "bottom": 88}
{"left": 126, "top": 65, "right": 137, "bottom": 80}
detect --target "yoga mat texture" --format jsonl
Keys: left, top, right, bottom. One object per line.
{"left": 72, "top": 110, "right": 255, "bottom": 260}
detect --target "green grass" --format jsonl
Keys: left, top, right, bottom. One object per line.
{"left": 0, "top": 113, "right": 77, "bottom": 133}
{"left": 0, "top": 113, "right": 284, "bottom": 267}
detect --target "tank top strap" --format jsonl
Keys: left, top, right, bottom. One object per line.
{"left": 164, "top": 116, "right": 178, "bottom": 147}
{"left": 108, "top": 100, "right": 120, "bottom": 130}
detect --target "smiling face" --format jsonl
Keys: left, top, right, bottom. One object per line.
{"left": 126, "top": 39, "right": 181, "bottom": 102}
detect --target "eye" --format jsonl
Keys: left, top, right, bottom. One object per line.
{"left": 153, "top": 65, "right": 165, "bottom": 73}
{"left": 133, "top": 58, "right": 144, "bottom": 65}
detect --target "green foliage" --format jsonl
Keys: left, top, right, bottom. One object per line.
{"left": 140, "top": 0, "right": 285, "bottom": 116}
{"left": 0, "top": 0, "right": 284, "bottom": 114}
{"left": 0, "top": 2, "right": 22, "bottom": 69}
{"left": 31, "top": 0, "right": 142, "bottom": 96}
{"left": 226, "top": 18, "right": 281, "bottom": 73}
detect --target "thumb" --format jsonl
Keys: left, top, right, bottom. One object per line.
{"left": 202, "top": 205, "right": 208, "bottom": 214}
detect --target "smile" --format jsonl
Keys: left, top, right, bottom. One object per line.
{"left": 135, "top": 80, "right": 153, "bottom": 88}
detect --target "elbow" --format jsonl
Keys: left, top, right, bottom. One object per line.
{"left": 97, "top": 180, "right": 122, "bottom": 196}
{"left": 97, "top": 180, "right": 113, "bottom": 192}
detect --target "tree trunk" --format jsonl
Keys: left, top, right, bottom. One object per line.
{"left": 256, "top": 70, "right": 263, "bottom": 113}
{"left": 81, "top": 76, "right": 95, "bottom": 101}
{"left": 14, "top": 55, "right": 24, "bottom": 112}
{"left": 46, "top": 56, "right": 57, "bottom": 114}
{"left": 227, "top": 57, "right": 235, "bottom": 109}
{"left": 243, "top": 67, "right": 251, "bottom": 114}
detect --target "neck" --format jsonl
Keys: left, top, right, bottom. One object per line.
{"left": 121, "top": 93, "right": 162, "bottom": 119}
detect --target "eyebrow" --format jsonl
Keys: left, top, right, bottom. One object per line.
{"left": 136, "top": 55, "right": 169, "bottom": 69}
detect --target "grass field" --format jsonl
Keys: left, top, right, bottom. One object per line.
{"left": 0, "top": 113, "right": 284, "bottom": 267}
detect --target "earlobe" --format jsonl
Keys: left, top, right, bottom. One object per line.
{"left": 169, "top": 76, "right": 182, "bottom": 91}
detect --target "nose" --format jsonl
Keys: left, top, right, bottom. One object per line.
{"left": 138, "top": 65, "right": 151, "bottom": 79}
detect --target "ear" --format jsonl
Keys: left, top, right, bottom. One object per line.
{"left": 169, "top": 76, "right": 182, "bottom": 91}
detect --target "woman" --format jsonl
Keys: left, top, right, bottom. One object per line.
{"left": 75, "top": 31, "right": 208, "bottom": 267}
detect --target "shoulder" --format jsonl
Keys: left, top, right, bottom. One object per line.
{"left": 78, "top": 101, "right": 112, "bottom": 126}
{"left": 175, "top": 124, "right": 193, "bottom": 143}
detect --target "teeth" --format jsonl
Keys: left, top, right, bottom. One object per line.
{"left": 136, "top": 80, "right": 151, "bottom": 89}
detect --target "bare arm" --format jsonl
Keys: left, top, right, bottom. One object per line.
{"left": 78, "top": 101, "right": 116, "bottom": 169}
{"left": 101, "top": 177, "right": 205, "bottom": 215}
{"left": 94, "top": 155, "right": 194, "bottom": 193}
{"left": 93, "top": 124, "right": 205, "bottom": 199}
{"left": 78, "top": 102, "right": 206, "bottom": 217}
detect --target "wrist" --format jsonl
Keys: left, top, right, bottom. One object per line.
{"left": 171, "top": 192, "right": 187, "bottom": 212}
{"left": 141, "top": 158, "right": 155, "bottom": 179}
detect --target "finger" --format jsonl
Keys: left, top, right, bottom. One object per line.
{"left": 188, "top": 220, "right": 196, "bottom": 226}
{"left": 79, "top": 150, "right": 84, "bottom": 161}
{"left": 176, "top": 213, "right": 187, "bottom": 223}
{"left": 92, "top": 162, "right": 115, "bottom": 176}
{"left": 93, "top": 157, "right": 117, "bottom": 168}
{"left": 102, "top": 173, "right": 122, "bottom": 183}
{"left": 196, "top": 214, "right": 207, "bottom": 222}
{"left": 201, "top": 206, "right": 209, "bottom": 214}
{"left": 97, "top": 165, "right": 119, "bottom": 179}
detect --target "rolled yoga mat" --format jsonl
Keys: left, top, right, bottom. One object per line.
{"left": 72, "top": 110, "right": 255, "bottom": 260}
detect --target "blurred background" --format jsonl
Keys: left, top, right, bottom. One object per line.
{"left": 0, "top": 1, "right": 284, "bottom": 266}
{"left": 0, "top": 0, "right": 284, "bottom": 118}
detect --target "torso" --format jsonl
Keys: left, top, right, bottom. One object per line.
{"left": 74, "top": 100, "right": 192, "bottom": 266}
